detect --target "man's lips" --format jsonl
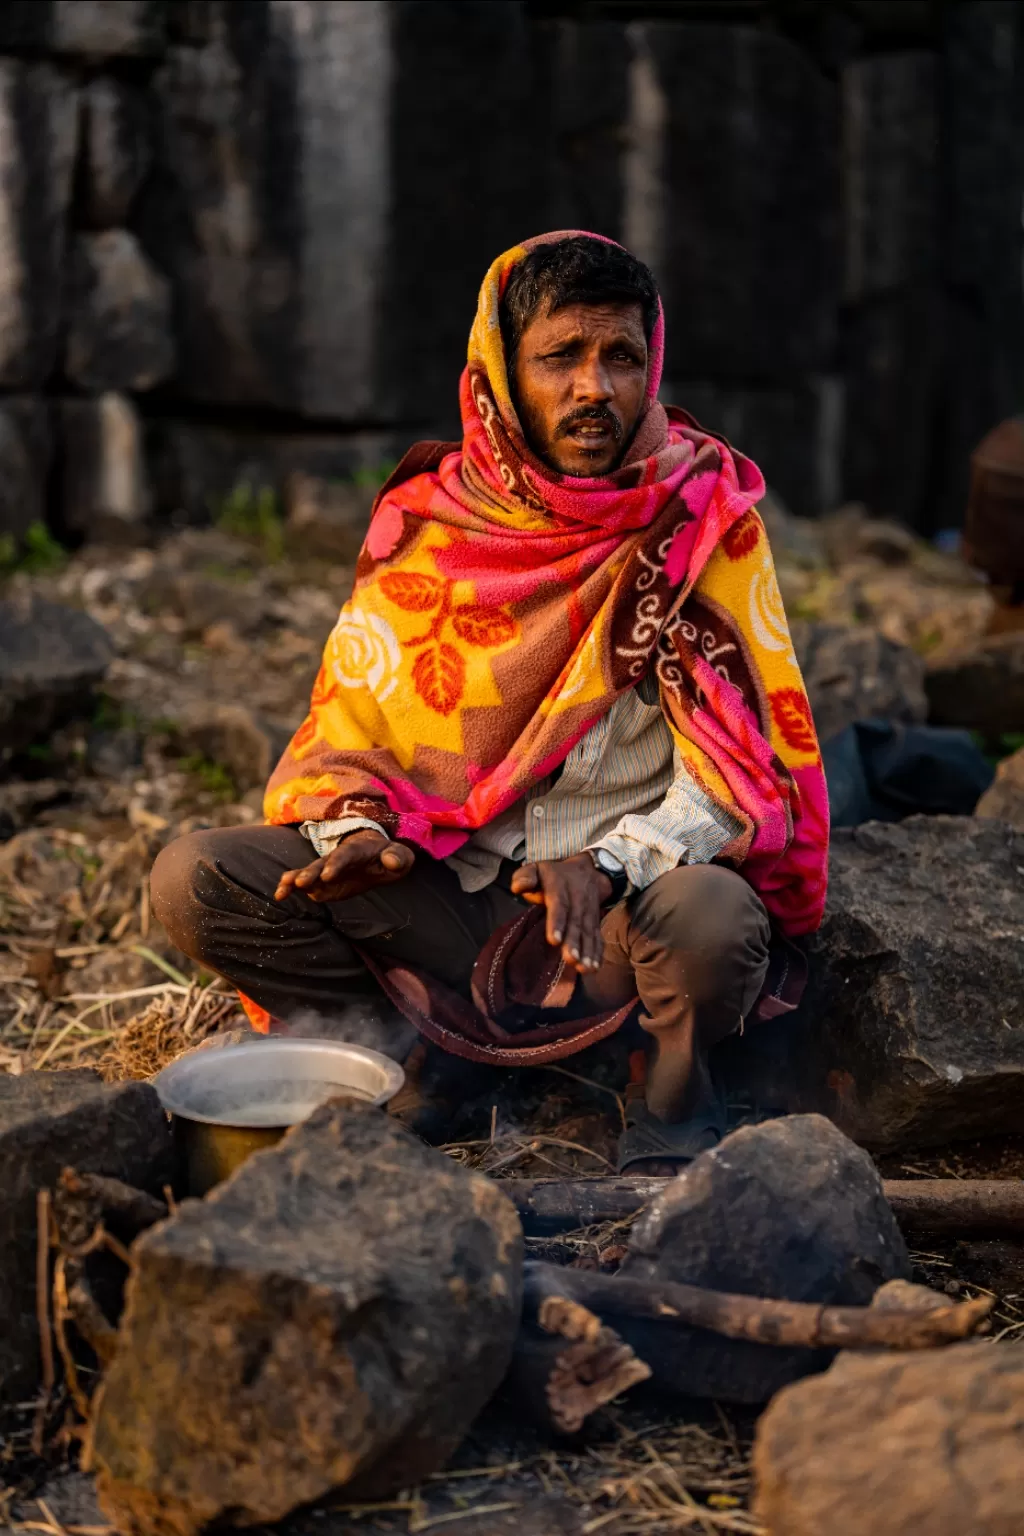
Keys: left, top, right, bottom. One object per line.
{"left": 564, "top": 421, "right": 616, "bottom": 444}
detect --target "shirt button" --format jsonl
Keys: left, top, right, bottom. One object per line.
{"left": 532, "top": 803, "right": 545, "bottom": 819}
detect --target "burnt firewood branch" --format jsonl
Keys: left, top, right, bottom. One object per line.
{"left": 522, "top": 1262, "right": 993, "bottom": 1351}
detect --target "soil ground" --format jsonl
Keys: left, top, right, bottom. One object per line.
{"left": 2, "top": 522, "right": 1022, "bottom": 1535}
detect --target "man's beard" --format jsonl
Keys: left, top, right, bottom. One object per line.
{"left": 553, "top": 405, "right": 625, "bottom": 476}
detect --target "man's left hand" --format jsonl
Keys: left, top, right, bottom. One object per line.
{"left": 510, "top": 854, "right": 612, "bottom": 972}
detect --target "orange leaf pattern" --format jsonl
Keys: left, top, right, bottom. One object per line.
{"left": 412, "top": 642, "right": 466, "bottom": 715}
{"left": 379, "top": 570, "right": 445, "bottom": 611}
{"left": 451, "top": 604, "right": 517, "bottom": 647}
{"left": 770, "top": 688, "right": 818, "bottom": 754}
{"left": 722, "top": 511, "right": 761, "bottom": 562}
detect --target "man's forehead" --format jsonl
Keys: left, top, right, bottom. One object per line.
{"left": 524, "top": 299, "right": 646, "bottom": 341}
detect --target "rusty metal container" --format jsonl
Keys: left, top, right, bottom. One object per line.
{"left": 964, "top": 417, "right": 1024, "bottom": 589}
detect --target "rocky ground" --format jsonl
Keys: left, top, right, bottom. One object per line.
{"left": 2, "top": 500, "right": 1024, "bottom": 1535}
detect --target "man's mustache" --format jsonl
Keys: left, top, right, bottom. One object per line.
{"left": 555, "top": 406, "right": 623, "bottom": 442}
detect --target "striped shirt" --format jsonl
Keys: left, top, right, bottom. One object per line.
{"left": 301, "top": 671, "right": 744, "bottom": 893}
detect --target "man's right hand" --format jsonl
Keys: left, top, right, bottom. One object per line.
{"left": 274, "top": 830, "right": 413, "bottom": 904}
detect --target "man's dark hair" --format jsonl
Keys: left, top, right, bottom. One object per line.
{"left": 499, "top": 236, "right": 659, "bottom": 364}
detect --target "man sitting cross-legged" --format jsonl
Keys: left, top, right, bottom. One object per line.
{"left": 151, "top": 232, "right": 829, "bottom": 1173}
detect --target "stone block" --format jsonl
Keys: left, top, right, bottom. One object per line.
{"left": 0, "top": 592, "right": 114, "bottom": 760}
{"left": 840, "top": 53, "right": 939, "bottom": 300}
{"left": 284, "top": 471, "right": 376, "bottom": 559}
{"left": 0, "top": 398, "right": 51, "bottom": 541}
{"left": 80, "top": 78, "right": 152, "bottom": 229}
{"left": 976, "top": 746, "right": 1024, "bottom": 830}
{"left": 0, "top": 61, "right": 77, "bottom": 388}
{"left": 168, "top": 703, "right": 290, "bottom": 794}
{"left": 0, "top": 1071, "right": 173, "bottom": 1400}
{"left": 616, "top": 1114, "right": 909, "bottom": 1404}
{"left": 841, "top": 287, "right": 944, "bottom": 528}
{"left": 754, "top": 1341, "right": 1024, "bottom": 1536}
{"left": 0, "top": 1, "right": 166, "bottom": 58}
{"left": 142, "top": 1, "right": 544, "bottom": 425}
{"left": 93, "top": 1099, "right": 523, "bottom": 1531}
{"left": 937, "top": 2, "right": 1024, "bottom": 529}
{"left": 719, "top": 818, "right": 1024, "bottom": 1151}
{"left": 791, "top": 621, "right": 927, "bottom": 744}
{"left": 632, "top": 23, "right": 838, "bottom": 384}
{"left": 65, "top": 231, "right": 174, "bottom": 393}
{"left": 925, "top": 631, "right": 1024, "bottom": 741}
{"left": 146, "top": 418, "right": 401, "bottom": 525}
{"left": 58, "top": 394, "right": 150, "bottom": 540}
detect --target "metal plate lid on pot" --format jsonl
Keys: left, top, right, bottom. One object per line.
{"left": 154, "top": 1037, "right": 405, "bottom": 1129}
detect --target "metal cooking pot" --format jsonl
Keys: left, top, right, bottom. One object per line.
{"left": 154, "top": 1038, "right": 405, "bottom": 1196}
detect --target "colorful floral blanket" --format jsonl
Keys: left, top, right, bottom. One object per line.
{"left": 260, "top": 232, "right": 828, "bottom": 1053}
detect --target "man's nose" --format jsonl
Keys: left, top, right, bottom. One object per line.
{"left": 573, "top": 354, "right": 614, "bottom": 401}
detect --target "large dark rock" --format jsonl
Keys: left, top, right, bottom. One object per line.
{"left": 754, "top": 1341, "right": 1024, "bottom": 1536}
{"left": 840, "top": 53, "right": 938, "bottom": 300}
{"left": 93, "top": 1099, "right": 523, "bottom": 1532}
{"left": 791, "top": 621, "right": 927, "bottom": 743}
{"left": 720, "top": 818, "right": 1024, "bottom": 1150}
{"left": 925, "top": 632, "right": 1024, "bottom": 741}
{"left": 612, "top": 1114, "right": 908, "bottom": 1404}
{"left": 0, "top": 398, "right": 50, "bottom": 541}
{"left": 141, "top": 2, "right": 543, "bottom": 426}
{"left": 80, "top": 78, "right": 152, "bottom": 229}
{"left": 57, "top": 395, "right": 150, "bottom": 540}
{"left": 639, "top": 23, "right": 837, "bottom": 384}
{"left": 0, "top": 1071, "right": 173, "bottom": 1400}
{"left": 0, "top": 593, "right": 115, "bottom": 762}
{"left": 0, "top": 61, "right": 77, "bottom": 388}
{"left": 0, "top": 1, "right": 166, "bottom": 58}
{"left": 64, "top": 231, "right": 174, "bottom": 393}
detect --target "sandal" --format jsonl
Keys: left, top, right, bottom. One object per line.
{"left": 617, "top": 1095, "right": 726, "bottom": 1174}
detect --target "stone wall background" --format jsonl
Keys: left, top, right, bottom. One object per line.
{"left": 0, "top": 0, "right": 1020, "bottom": 547}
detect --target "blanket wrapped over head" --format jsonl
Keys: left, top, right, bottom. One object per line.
{"left": 262, "top": 231, "right": 829, "bottom": 1062}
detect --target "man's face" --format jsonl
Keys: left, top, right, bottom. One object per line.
{"left": 511, "top": 300, "right": 649, "bottom": 477}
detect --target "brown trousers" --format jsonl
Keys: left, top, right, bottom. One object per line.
{"left": 150, "top": 825, "right": 770, "bottom": 1121}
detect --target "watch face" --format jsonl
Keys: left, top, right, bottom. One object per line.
{"left": 597, "top": 849, "right": 624, "bottom": 875}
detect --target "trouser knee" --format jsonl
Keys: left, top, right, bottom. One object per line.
{"left": 149, "top": 830, "right": 226, "bottom": 963}
{"left": 629, "top": 864, "right": 771, "bottom": 1008}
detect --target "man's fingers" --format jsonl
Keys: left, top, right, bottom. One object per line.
{"left": 542, "top": 874, "right": 569, "bottom": 949}
{"left": 580, "top": 895, "right": 604, "bottom": 972}
{"left": 511, "top": 863, "right": 540, "bottom": 894}
{"left": 380, "top": 844, "right": 414, "bottom": 873}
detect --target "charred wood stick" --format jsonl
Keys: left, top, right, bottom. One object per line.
{"left": 504, "top": 1177, "right": 1024, "bottom": 1238}
{"left": 511, "top": 1295, "right": 651, "bottom": 1434}
{"left": 882, "top": 1179, "right": 1024, "bottom": 1234}
{"left": 522, "top": 1261, "right": 992, "bottom": 1351}
{"left": 57, "top": 1168, "right": 167, "bottom": 1238}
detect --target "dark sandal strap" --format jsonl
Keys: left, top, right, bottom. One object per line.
{"left": 617, "top": 1101, "right": 725, "bottom": 1174}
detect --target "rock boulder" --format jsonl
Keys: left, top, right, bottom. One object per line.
{"left": 0, "top": 593, "right": 114, "bottom": 761}
{"left": 719, "top": 817, "right": 1024, "bottom": 1150}
{"left": 754, "top": 1341, "right": 1024, "bottom": 1536}
{"left": 0, "top": 1071, "right": 173, "bottom": 1399}
{"left": 93, "top": 1099, "right": 523, "bottom": 1532}
{"left": 614, "top": 1114, "right": 909, "bottom": 1403}
{"left": 791, "top": 621, "right": 928, "bottom": 743}
{"left": 925, "top": 632, "right": 1024, "bottom": 741}
{"left": 976, "top": 746, "right": 1024, "bottom": 831}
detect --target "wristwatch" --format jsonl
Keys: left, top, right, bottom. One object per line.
{"left": 587, "top": 847, "right": 629, "bottom": 905}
